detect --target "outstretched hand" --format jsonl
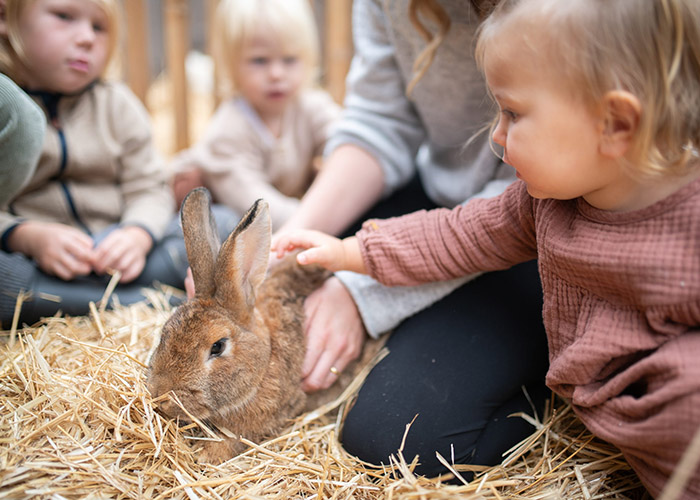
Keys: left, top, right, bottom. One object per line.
{"left": 270, "top": 229, "right": 366, "bottom": 274}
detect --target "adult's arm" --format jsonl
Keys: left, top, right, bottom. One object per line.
{"left": 279, "top": 0, "right": 427, "bottom": 236}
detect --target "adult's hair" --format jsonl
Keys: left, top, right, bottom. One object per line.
{"left": 407, "top": 0, "right": 499, "bottom": 95}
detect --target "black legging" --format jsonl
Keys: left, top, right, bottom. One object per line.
{"left": 339, "top": 176, "right": 550, "bottom": 477}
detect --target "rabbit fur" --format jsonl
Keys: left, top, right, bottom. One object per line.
{"left": 147, "top": 188, "right": 377, "bottom": 463}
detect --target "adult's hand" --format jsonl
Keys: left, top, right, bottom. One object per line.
{"left": 301, "top": 276, "right": 368, "bottom": 392}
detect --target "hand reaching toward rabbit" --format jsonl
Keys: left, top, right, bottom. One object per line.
{"left": 270, "top": 230, "right": 366, "bottom": 274}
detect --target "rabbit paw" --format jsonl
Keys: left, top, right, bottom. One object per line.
{"left": 197, "top": 437, "right": 247, "bottom": 464}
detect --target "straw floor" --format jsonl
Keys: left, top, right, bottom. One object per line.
{"left": 1, "top": 289, "right": 648, "bottom": 499}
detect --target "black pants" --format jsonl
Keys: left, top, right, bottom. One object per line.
{"left": 0, "top": 204, "right": 240, "bottom": 328}
{"left": 339, "top": 177, "right": 550, "bottom": 477}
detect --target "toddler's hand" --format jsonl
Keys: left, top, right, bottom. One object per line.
{"left": 92, "top": 226, "right": 153, "bottom": 283}
{"left": 184, "top": 267, "right": 195, "bottom": 299}
{"left": 271, "top": 229, "right": 363, "bottom": 273}
{"left": 8, "top": 221, "right": 94, "bottom": 280}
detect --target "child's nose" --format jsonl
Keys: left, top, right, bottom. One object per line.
{"left": 492, "top": 118, "right": 507, "bottom": 148}
{"left": 75, "top": 20, "right": 97, "bottom": 46}
{"left": 269, "top": 61, "right": 285, "bottom": 78}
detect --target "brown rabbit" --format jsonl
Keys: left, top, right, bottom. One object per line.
{"left": 147, "top": 188, "right": 377, "bottom": 463}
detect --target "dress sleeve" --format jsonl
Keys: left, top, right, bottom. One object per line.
{"left": 357, "top": 181, "right": 538, "bottom": 286}
{"left": 303, "top": 89, "right": 342, "bottom": 159}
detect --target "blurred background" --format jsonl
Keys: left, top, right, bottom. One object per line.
{"left": 117, "top": 0, "right": 353, "bottom": 157}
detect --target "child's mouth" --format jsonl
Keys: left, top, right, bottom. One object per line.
{"left": 68, "top": 59, "right": 90, "bottom": 73}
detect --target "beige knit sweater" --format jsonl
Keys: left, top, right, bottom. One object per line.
{"left": 357, "top": 179, "right": 700, "bottom": 498}
{"left": 169, "top": 88, "right": 340, "bottom": 230}
{"left": 0, "top": 81, "right": 174, "bottom": 242}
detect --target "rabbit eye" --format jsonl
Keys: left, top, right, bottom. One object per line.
{"left": 210, "top": 338, "right": 227, "bottom": 357}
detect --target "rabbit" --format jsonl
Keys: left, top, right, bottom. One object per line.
{"left": 147, "top": 188, "right": 380, "bottom": 463}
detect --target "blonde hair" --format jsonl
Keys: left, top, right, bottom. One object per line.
{"left": 475, "top": 0, "right": 700, "bottom": 177}
{"left": 213, "top": 0, "right": 320, "bottom": 98}
{"left": 406, "top": 0, "right": 498, "bottom": 96}
{"left": 0, "top": 0, "right": 121, "bottom": 86}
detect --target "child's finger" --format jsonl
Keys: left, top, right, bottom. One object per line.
{"left": 297, "top": 247, "right": 329, "bottom": 267}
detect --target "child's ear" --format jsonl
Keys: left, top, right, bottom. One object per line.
{"left": 0, "top": 0, "right": 8, "bottom": 37}
{"left": 599, "top": 90, "right": 641, "bottom": 159}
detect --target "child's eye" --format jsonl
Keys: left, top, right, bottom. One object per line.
{"left": 92, "top": 22, "right": 106, "bottom": 33}
{"left": 501, "top": 109, "right": 519, "bottom": 121}
{"left": 53, "top": 10, "right": 73, "bottom": 21}
{"left": 251, "top": 57, "right": 268, "bottom": 65}
{"left": 283, "top": 56, "right": 298, "bottom": 65}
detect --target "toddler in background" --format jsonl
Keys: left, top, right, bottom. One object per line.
{"left": 273, "top": 0, "right": 700, "bottom": 496}
{"left": 0, "top": 0, "right": 189, "bottom": 327}
{"left": 170, "top": 0, "right": 340, "bottom": 231}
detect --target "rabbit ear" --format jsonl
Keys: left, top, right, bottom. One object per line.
{"left": 214, "top": 199, "right": 270, "bottom": 318}
{"left": 180, "top": 187, "right": 221, "bottom": 299}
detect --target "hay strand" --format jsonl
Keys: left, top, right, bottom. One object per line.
{"left": 1, "top": 291, "right": 644, "bottom": 499}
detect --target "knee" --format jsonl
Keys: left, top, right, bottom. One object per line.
{"left": 341, "top": 408, "right": 476, "bottom": 478}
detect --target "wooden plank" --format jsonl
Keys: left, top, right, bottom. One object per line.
{"left": 205, "top": 0, "right": 222, "bottom": 107}
{"left": 323, "top": 0, "right": 353, "bottom": 104}
{"left": 122, "top": 0, "right": 150, "bottom": 104}
{"left": 164, "top": 0, "right": 190, "bottom": 151}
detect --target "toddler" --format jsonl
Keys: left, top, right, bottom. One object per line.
{"left": 170, "top": 0, "right": 340, "bottom": 231}
{"left": 0, "top": 0, "right": 189, "bottom": 327}
{"left": 273, "top": 0, "right": 700, "bottom": 496}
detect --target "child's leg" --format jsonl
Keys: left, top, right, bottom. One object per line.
{"left": 0, "top": 252, "right": 164, "bottom": 328}
{"left": 0, "top": 251, "right": 39, "bottom": 327}
{"left": 576, "top": 332, "right": 700, "bottom": 498}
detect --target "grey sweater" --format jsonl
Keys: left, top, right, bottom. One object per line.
{"left": 327, "top": 0, "right": 515, "bottom": 337}
{"left": 0, "top": 74, "right": 46, "bottom": 206}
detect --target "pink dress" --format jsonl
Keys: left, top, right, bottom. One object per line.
{"left": 357, "top": 179, "right": 700, "bottom": 498}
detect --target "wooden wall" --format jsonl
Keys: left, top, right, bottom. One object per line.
{"left": 120, "top": 0, "right": 353, "bottom": 154}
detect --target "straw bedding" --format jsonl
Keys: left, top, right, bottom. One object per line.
{"left": 1, "top": 289, "right": 647, "bottom": 499}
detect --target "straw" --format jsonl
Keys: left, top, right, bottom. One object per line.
{"left": 1, "top": 290, "right": 644, "bottom": 499}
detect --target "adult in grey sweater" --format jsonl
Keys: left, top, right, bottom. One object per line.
{"left": 275, "top": 0, "right": 549, "bottom": 476}
{"left": 0, "top": 73, "right": 45, "bottom": 206}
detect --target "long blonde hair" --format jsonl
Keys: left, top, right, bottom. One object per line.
{"left": 475, "top": 0, "right": 700, "bottom": 177}
{"left": 406, "top": 0, "right": 497, "bottom": 95}
{"left": 212, "top": 0, "right": 320, "bottom": 98}
{"left": 0, "top": 0, "right": 121, "bottom": 86}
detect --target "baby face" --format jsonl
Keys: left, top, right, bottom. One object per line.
{"left": 235, "top": 28, "right": 306, "bottom": 121}
{"left": 482, "top": 24, "right": 632, "bottom": 210}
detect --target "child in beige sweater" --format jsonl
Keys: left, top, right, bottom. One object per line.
{"left": 0, "top": 0, "right": 190, "bottom": 326}
{"left": 170, "top": 0, "right": 340, "bottom": 231}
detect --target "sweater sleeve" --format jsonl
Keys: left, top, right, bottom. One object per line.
{"left": 108, "top": 83, "right": 174, "bottom": 240}
{"left": 171, "top": 101, "right": 303, "bottom": 230}
{"left": 323, "top": 0, "right": 425, "bottom": 195}
{"left": 303, "top": 89, "right": 342, "bottom": 159}
{"left": 357, "top": 181, "right": 538, "bottom": 286}
{"left": 0, "top": 74, "right": 46, "bottom": 207}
